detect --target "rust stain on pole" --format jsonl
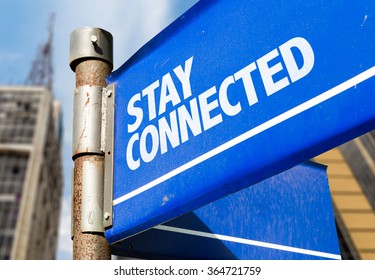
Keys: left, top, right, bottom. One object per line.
{"left": 76, "top": 60, "right": 111, "bottom": 88}
{"left": 72, "top": 61, "right": 112, "bottom": 259}
{"left": 73, "top": 156, "right": 110, "bottom": 260}
{"left": 70, "top": 27, "right": 113, "bottom": 260}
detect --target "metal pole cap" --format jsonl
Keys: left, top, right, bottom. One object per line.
{"left": 70, "top": 27, "right": 113, "bottom": 72}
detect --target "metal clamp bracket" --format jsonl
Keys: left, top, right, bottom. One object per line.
{"left": 81, "top": 159, "right": 105, "bottom": 232}
{"left": 103, "top": 83, "right": 115, "bottom": 229}
{"left": 72, "top": 85, "right": 103, "bottom": 157}
{"left": 74, "top": 83, "right": 115, "bottom": 233}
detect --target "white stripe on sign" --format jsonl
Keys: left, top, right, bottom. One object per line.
{"left": 154, "top": 224, "right": 342, "bottom": 260}
{"left": 114, "top": 66, "right": 375, "bottom": 206}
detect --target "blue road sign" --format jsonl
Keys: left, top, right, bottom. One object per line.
{"left": 111, "top": 162, "right": 341, "bottom": 260}
{"left": 105, "top": 0, "right": 375, "bottom": 244}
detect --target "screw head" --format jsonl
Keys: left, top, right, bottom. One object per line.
{"left": 106, "top": 90, "right": 112, "bottom": 97}
{"left": 90, "top": 35, "right": 98, "bottom": 43}
{"left": 104, "top": 212, "right": 110, "bottom": 220}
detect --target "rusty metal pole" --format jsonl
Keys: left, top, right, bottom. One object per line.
{"left": 69, "top": 28, "right": 113, "bottom": 260}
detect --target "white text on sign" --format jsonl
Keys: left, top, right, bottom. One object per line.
{"left": 126, "top": 37, "right": 315, "bottom": 170}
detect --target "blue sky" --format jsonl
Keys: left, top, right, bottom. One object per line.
{"left": 0, "top": 0, "right": 198, "bottom": 260}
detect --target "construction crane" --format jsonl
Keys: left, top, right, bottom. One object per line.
{"left": 24, "top": 13, "right": 55, "bottom": 90}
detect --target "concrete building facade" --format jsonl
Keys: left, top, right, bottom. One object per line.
{"left": 0, "top": 86, "right": 63, "bottom": 259}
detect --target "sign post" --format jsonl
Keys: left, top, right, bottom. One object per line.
{"left": 104, "top": 0, "right": 375, "bottom": 245}
{"left": 111, "top": 162, "right": 341, "bottom": 260}
{"left": 70, "top": 27, "right": 113, "bottom": 260}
